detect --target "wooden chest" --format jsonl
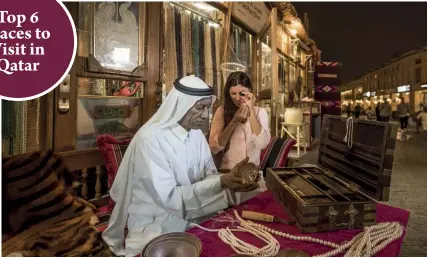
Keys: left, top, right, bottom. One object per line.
{"left": 266, "top": 115, "right": 398, "bottom": 233}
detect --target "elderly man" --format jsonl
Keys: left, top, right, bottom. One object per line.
{"left": 102, "top": 76, "right": 259, "bottom": 256}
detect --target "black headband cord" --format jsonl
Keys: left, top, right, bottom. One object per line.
{"left": 173, "top": 78, "right": 214, "bottom": 96}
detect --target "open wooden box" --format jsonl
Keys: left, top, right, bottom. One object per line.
{"left": 266, "top": 115, "right": 398, "bottom": 233}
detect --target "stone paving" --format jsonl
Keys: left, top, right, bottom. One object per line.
{"left": 295, "top": 121, "right": 427, "bottom": 257}
{"left": 387, "top": 123, "right": 427, "bottom": 257}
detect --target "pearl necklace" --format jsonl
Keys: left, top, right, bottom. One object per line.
{"left": 192, "top": 213, "right": 280, "bottom": 256}
{"left": 191, "top": 210, "right": 404, "bottom": 257}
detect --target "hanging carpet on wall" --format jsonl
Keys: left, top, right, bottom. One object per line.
{"left": 314, "top": 61, "right": 342, "bottom": 116}
{"left": 163, "top": 3, "right": 178, "bottom": 92}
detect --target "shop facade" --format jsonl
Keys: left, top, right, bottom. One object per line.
{"left": 341, "top": 46, "right": 426, "bottom": 115}
{"left": 2, "top": 1, "right": 320, "bottom": 157}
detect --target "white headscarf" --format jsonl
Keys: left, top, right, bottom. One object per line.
{"left": 102, "top": 76, "right": 215, "bottom": 256}
{"left": 138, "top": 76, "right": 215, "bottom": 136}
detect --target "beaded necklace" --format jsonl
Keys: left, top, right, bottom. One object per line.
{"left": 191, "top": 210, "right": 404, "bottom": 257}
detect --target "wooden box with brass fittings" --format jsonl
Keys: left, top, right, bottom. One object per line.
{"left": 266, "top": 115, "right": 398, "bottom": 233}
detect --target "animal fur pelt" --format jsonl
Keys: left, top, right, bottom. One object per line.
{"left": 2, "top": 150, "right": 113, "bottom": 257}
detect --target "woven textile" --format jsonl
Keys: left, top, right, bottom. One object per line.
{"left": 259, "top": 137, "right": 297, "bottom": 177}
{"left": 204, "top": 23, "right": 213, "bottom": 86}
{"left": 163, "top": 3, "right": 178, "bottom": 92}
{"left": 314, "top": 62, "right": 342, "bottom": 116}
{"left": 163, "top": 3, "right": 222, "bottom": 95}
{"left": 96, "top": 134, "right": 131, "bottom": 212}
{"left": 2, "top": 100, "right": 27, "bottom": 156}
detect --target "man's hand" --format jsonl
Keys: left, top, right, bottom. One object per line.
{"left": 220, "top": 157, "right": 259, "bottom": 192}
{"left": 220, "top": 173, "right": 259, "bottom": 192}
{"left": 230, "top": 157, "right": 249, "bottom": 176}
{"left": 230, "top": 157, "right": 261, "bottom": 182}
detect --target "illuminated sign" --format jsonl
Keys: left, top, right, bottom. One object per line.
{"left": 397, "top": 85, "right": 411, "bottom": 93}
{"left": 422, "top": 84, "right": 427, "bottom": 88}
{"left": 363, "top": 91, "right": 371, "bottom": 97}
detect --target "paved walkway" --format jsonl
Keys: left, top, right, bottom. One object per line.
{"left": 387, "top": 123, "right": 427, "bottom": 257}
{"left": 294, "top": 121, "right": 427, "bottom": 256}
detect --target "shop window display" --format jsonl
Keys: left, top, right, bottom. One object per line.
{"left": 228, "top": 24, "right": 253, "bottom": 73}
{"left": 414, "top": 90, "right": 427, "bottom": 111}
{"left": 74, "top": 2, "right": 146, "bottom": 150}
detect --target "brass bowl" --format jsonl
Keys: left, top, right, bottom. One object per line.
{"left": 141, "top": 232, "right": 202, "bottom": 257}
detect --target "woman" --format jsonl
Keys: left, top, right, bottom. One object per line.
{"left": 397, "top": 97, "right": 410, "bottom": 130}
{"left": 380, "top": 99, "right": 392, "bottom": 122}
{"left": 209, "top": 71, "right": 271, "bottom": 204}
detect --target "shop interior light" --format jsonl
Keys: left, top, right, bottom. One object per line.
{"left": 208, "top": 22, "right": 220, "bottom": 28}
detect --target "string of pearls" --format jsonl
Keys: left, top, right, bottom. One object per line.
{"left": 191, "top": 210, "right": 404, "bottom": 257}
{"left": 333, "top": 222, "right": 403, "bottom": 257}
{"left": 191, "top": 219, "right": 281, "bottom": 256}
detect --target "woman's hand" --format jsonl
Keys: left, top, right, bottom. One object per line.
{"left": 231, "top": 105, "right": 249, "bottom": 124}
{"left": 242, "top": 92, "right": 263, "bottom": 136}
{"left": 243, "top": 92, "right": 256, "bottom": 112}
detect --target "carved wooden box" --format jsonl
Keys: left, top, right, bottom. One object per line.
{"left": 266, "top": 115, "right": 398, "bottom": 233}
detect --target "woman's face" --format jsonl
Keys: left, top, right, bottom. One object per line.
{"left": 229, "top": 84, "right": 250, "bottom": 107}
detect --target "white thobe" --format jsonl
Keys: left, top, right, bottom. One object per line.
{"left": 102, "top": 124, "right": 232, "bottom": 256}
